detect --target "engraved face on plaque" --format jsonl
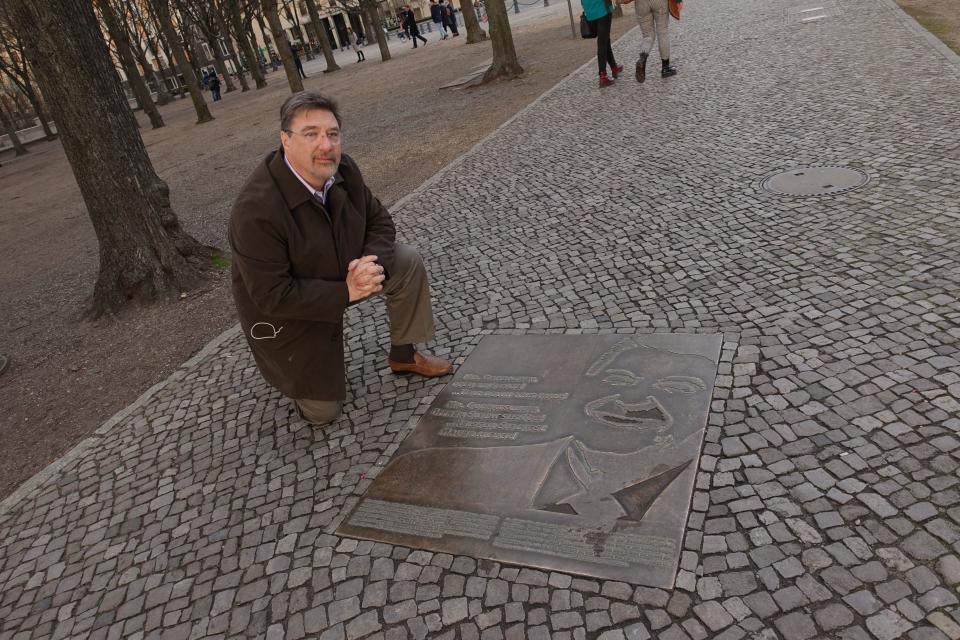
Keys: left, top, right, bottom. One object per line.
{"left": 338, "top": 334, "right": 722, "bottom": 587}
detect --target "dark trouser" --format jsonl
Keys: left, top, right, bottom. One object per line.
{"left": 412, "top": 29, "right": 427, "bottom": 46}
{"left": 294, "top": 243, "right": 435, "bottom": 425}
{"left": 211, "top": 88, "right": 221, "bottom": 101}
{"left": 448, "top": 20, "right": 459, "bottom": 35}
{"left": 591, "top": 13, "right": 616, "bottom": 74}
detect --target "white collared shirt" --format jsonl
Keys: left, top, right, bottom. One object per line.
{"left": 284, "top": 155, "right": 335, "bottom": 205}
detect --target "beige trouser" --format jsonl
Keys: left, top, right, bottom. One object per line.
{"left": 295, "top": 243, "right": 435, "bottom": 425}
{"left": 635, "top": 0, "right": 670, "bottom": 60}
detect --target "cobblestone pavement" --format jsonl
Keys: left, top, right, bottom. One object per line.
{"left": 2, "top": 0, "right": 959, "bottom": 636}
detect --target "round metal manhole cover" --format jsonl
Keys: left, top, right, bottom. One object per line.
{"left": 761, "top": 166, "right": 870, "bottom": 197}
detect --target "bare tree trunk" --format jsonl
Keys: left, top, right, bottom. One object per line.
{"left": 228, "top": 1, "right": 267, "bottom": 88}
{"left": 304, "top": 0, "right": 340, "bottom": 72}
{"left": 209, "top": 38, "right": 237, "bottom": 92}
{"left": 11, "top": 92, "right": 32, "bottom": 127}
{"left": 225, "top": 38, "right": 250, "bottom": 91}
{"left": 142, "top": 34, "right": 175, "bottom": 103}
{"left": 0, "top": 106, "right": 28, "bottom": 155}
{"left": 361, "top": 0, "right": 390, "bottom": 61}
{"left": 128, "top": 7, "right": 173, "bottom": 105}
{"left": 7, "top": 0, "right": 215, "bottom": 317}
{"left": 359, "top": 7, "right": 374, "bottom": 45}
{"left": 263, "top": 0, "right": 303, "bottom": 92}
{"left": 97, "top": 0, "right": 165, "bottom": 129}
{"left": 137, "top": 50, "right": 173, "bottom": 105}
{"left": 460, "top": 0, "right": 486, "bottom": 43}
{"left": 482, "top": 0, "right": 522, "bottom": 81}
{"left": 22, "top": 82, "right": 56, "bottom": 139}
{"left": 148, "top": 10, "right": 185, "bottom": 97}
{"left": 154, "top": 0, "right": 214, "bottom": 122}
{"left": 213, "top": 4, "right": 249, "bottom": 91}
{"left": 254, "top": 11, "right": 272, "bottom": 61}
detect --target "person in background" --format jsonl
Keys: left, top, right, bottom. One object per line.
{"left": 207, "top": 70, "right": 222, "bottom": 101}
{"left": 403, "top": 5, "right": 429, "bottom": 47}
{"left": 443, "top": 0, "right": 460, "bottom": 36}
{"left": 348, "top": 27, "right": 366, "bottom": 62}
{"left": 630, "top": 0, "right": 676, "bottom": 81}
{"left": 582, "top": 0, "right": 622, "bottom": 88}
{"left": 430, "top": 0, "right": 449, "bottom": 39}
{"left": 291, "top": 44, "right": 307, "bottom": 79}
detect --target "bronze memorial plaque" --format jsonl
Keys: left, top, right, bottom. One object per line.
{"left": 338, "top": 334, "right": 723, "bottom": 587}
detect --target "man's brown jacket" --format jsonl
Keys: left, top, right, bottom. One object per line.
{"left": 230, "top": 149, "right": 396, "bottom": 400}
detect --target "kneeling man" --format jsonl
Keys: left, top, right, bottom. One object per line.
{"left": 230, "top": 92, "right": 451, "bottom": 425}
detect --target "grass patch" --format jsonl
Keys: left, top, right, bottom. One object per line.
{"left": 896, "top": 3, "right": 960, "bottom": 55}
{"left": 211, "top": 252, "right": 230, "bottom": 269}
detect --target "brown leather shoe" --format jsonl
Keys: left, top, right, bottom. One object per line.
{"left": 389, "top": 351, "right": 453, "bottom": 377}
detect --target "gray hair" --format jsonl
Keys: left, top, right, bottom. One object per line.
{"left": 280, "top": 92, "right": 342, "bottom": 132}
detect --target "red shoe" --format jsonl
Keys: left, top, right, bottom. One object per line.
{"left": 610, "top": 63, "right": 624, "bottom": 78}
{"left": 599, "top": 72, "right": 614, "bottom": 88}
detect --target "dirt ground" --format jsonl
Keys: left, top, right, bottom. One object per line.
{"left": 0, "top": 12, "right": 636, "bottom": 500}
{"left": 895, "top": 0, "right": 960, "bottom": 53}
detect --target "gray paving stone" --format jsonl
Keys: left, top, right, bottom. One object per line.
{"left": 773, "top": 612, "right": 817, "bottom": 640}
{"left": 865, "top": 609, "right": 913, "bottom": 640}
{"left": 2, "top": 3, "right": 960, "bottom": 639}
{"left": 844, "top": 590, "right": 884, "bottom": 616}
{"left": 346, "top": 611, "right": 381, "bottom": 639}
{"left": 719, "top": 571, "right": 757, "bottom": 597}
{"left": 902, "top": 531, "right": 949, "bottom": 561}
{"left": 814, "top": 603, "right": 855, "bottom": 631}
{"left": 917, "top": 587, "right": 959, "bottom": 611}
{"left": 693, "top": 600, "right": 735, "bottom": 631}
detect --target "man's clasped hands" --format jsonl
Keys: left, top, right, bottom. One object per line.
{"left": 347, "top": 255, "right": 385, "bottom": 301}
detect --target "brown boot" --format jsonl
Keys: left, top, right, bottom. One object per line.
{"left": 636, "top": 52, "right": 648, "bottom": 83}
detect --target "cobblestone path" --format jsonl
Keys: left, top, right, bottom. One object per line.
{"left": 2, "top": 0, "right": 959, "bottom": 636}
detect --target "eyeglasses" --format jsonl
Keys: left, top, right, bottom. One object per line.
{"left": 283, "top": 129, "right": 342, "bottom": 144}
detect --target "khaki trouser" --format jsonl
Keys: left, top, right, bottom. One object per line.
{"left": 635, "top": 0, "right": 670, "bottom": 60}
{"left": 295, "top": 243, "right": 435, "bottom": 425}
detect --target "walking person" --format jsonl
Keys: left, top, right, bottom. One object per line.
{"left": 430, "top": 0, "right": 449, "bottom": 38}
{"left": 348, "top": 27, "right": 366, "bottom": 62}
{"left": 582, "top": 0, "right": 622, "bottom": 87}
{"left": 444, "top": 0, "right": 460, "bottom": 36}
{"left": 403, "top": 5, "right": 428, "bottom": 48}
{"left": 631, "top": 0, "right": 676, "bottom": 81}
{"left": 207, "top": 70, "right": 222, "bottom": 101}
{"left": 291, "top": 44, "right": 307, "bottom": 78}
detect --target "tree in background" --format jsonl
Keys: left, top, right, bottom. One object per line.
{"left": 150, "top": 0, "right": 214, "bottom": 122}
{"left": 459, "top": 0, "right": 486, "bottom": 43}
{"left": 6, "top": 0, "right": 216, "bottom": 316}
{"left": 0, "top": 1, "right": 57, "bottom": 139}
{"left": 262, "top": 0, "right": 303, "bottom": 91}
{"left": 482, "top": 0, "right": 521, "bottom": 81}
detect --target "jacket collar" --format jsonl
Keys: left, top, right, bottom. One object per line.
{"left": 267, "top": 147, "right": 343, "bottom": 210}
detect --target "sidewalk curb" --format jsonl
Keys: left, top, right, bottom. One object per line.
{"left": 874, "top": 0, "right": 960, "bottom": 77}
{"left": 0, "top": 325, "right": 242, "bottom": 521}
